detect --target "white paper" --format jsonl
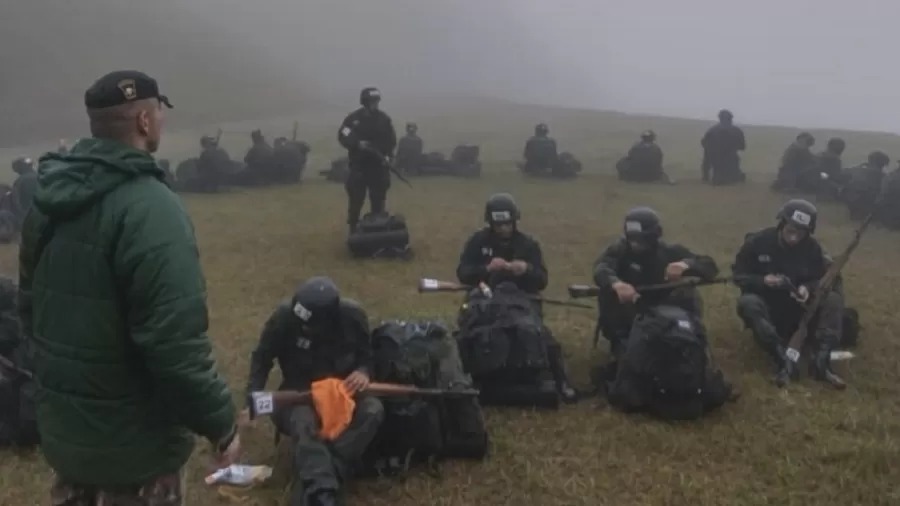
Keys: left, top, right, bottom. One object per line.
{"left": 252, "top": 392, "right": 274, "bottom": 415}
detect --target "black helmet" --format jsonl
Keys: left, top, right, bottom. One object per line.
{"left": 200, "top": 135, "right": 216, "bottom": 148}
{"left": 535, "top": 123, "right": 549, "bottom": 136}
{"left": 867, "top": 150, "right": 889, "bottom": 168}
{"left": 776, "top": 199, "right": 817, "bottom": 234}
{"left": 718, "top": 109, "right": 734, "bottom": 122}
{"left": 12, "top": 157, "right": 33, "bottom": 174}
{"left": 406, "top": 122, "right": 417, "bottom": 133}
{"left": 623, "top": 207, "right": 663, "bottom": 241}
{"left": 484, "top": 192, "right": 520, "bottom": 225}
{"left": 797, "top": 132, "right": 815, "bottom": 145}
{"left": 640, "top": 129, "right": 656, "bottom": 142}
{"left": 291, "top": 276, "right": 341, "bottom": 333}
{"left": 826, "top": 137, "right": 845, "bottom": 154}
{"left": 360, "top": 87, "right": 382, "bottom": 106}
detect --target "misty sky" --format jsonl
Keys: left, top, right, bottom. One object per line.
{"left": 170, "top": 0, "right": 898, "bottom": 132}
{"left": 2, "top": 0, "right": 898, "bottom": 143}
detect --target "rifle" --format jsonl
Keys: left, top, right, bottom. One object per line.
{"left": 778, "top": 209, "right": 879, "bottom": 389}
{"left": 418, "top": 278, "right": 593, "bottom": 309}
{"left": 567, "top": 276, "right": 736, "bottom": 299}
{"left": 567, "top": 276, "right": 735, "bottom": 348}
{"left": 247, "top": 381, "right": 480, "bottom": 420}
{"left": 361, "top": 145, "right": 412, "bottom": 188}
{"left": 0, "top": 353, "right": 33, "bottom": 380}
{"left": 291, "top": 121, "right": 298, "bottom": 142}
{"left": 214, "top": 128, "right": 223, "bottom": 146}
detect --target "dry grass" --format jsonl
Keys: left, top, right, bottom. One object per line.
{"left": 1, "top": 104, "right": 900, "bottom": 505}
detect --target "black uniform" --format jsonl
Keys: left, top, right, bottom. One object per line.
{"left": 10, "top": 165, "right": 37, "bottom": 223}
{"left": 732, "top": 227, "right": 842, "bottom": 372}
{"left": 456, "top": 193, "right": 577, "bottom": 402}
{"left": 701, "top": 111, "right": 746, "bottom": 185}
{"left": 618, "top": 140, "right": 665, "bottom": 182}
{"left": 772, "top": 140, "right": 816, "bottom": 192}
{"left": 337, "top": 92, "right": 397, "bottom": 230}
{"left": 395, "top": 133, "right": 423, "bottom": 175}
{"left": 592, "top": 239, "right": 719, "bottom": 357}
{"left": 196, "top": 144, "right": 232, "bottom": 192}
{"left": 877, "top": 166, "right": 900, "bottom": 229}
{"left": 456, "top": 228, "right": 548, "bottom": 294}
{"left": 243, "top": 136, "right": 277, "bottom": 185}
{"left": 523, "top": 135, "right": 558, "bottom": 175}
{"left": 843, "top": 154, "right": 887, "bottom": 220}
{"left": 246, "top": 284, "right": 383, "bottom": 506}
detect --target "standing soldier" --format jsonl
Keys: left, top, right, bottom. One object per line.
{"left": 395, "top": 122, "right": 424, "bottom": 176}
{"left": 701, "top": 109, "right": 747, "bottom": 185}
{"left": 337, "top": 87, "right": 397, "bottom": 233}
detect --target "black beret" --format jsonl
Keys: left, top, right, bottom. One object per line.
{"left": 84, "top": 70, "right": 173, "bottom": 110}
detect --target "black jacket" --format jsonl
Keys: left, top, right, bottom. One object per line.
{"left": 731, "top": 227, "right": 827, "bottom": 299}
{"left": 592, "top": 239, "right": 719, "bottom": 305}
{"left": 456, "top": 228, "right": 549, "bottom": 294}
{"left": 701, "top": 123, "right": 746, "bottom": 162}
{"left": 523, "top": 136, "right": 558, "bottom": 169}
{"left": 245, "top": 298, "right": 373, "bottom": 396}
{"left": 337, "top": 107, "right": 397, "bottom": 168}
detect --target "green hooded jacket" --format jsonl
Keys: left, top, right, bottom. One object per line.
{"left": 17, "top": 138, "right": 236, "bottom": 486}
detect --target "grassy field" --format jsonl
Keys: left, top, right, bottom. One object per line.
{"left": 2, "top": 103, "right": 900, "bottom": 505}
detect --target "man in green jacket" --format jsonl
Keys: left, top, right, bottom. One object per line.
{"left": 17, "top": 70, "right": 241, "bottom": 506}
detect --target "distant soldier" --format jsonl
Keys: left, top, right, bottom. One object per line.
{"left": 194, "top": 135, "right": 232, "bottom": 192}
{"left": 843, "top": 151, "right": 889, "bottom": 220}
{"left": 10, "top": 157, "right": 37, "bottom": 222}
{"left": 395, "top": 122, "right": 424, "bottom": 175}
{"left": 771, "top": 132, "right": 816, "bottom": 193}
{"left": 522, "top": 123, "right": 558, "bottom": 175}
{"left": 242, "top": 129, "right": 276, "bottom": 185}
{"left": 616, "top": 130, "right": 671, "bottom": 183}
{"left": 701, "top": 109, "right": 746, "bottom": 185}
{"left": 814, "top": 137, "right": 847, "bottom": 200}
{"left": 337, "top": 87, "right": 397, "bottom": 233}
{"left": 876, "top": 161, "right": 900, "bottom": 229}
{"left": 273, "top": 137, "right": 310, "bottom": 184}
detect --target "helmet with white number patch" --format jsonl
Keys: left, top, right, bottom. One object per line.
{"left": 777, "top": 199, "right": 818, "bottom": 234}
{"left": 291, "top": 276, "right": 340, "bottom": 334}
{"left": 484, "top": 193, "right": 520, "bottom": 225}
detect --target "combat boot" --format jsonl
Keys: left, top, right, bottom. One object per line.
{"left": 809, "top": 346, "right": 847, "bottom": 389}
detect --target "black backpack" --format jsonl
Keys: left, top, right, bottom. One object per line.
{"left": 609, "top": 305, "right": 731, "bottom": 421}
{"left": 347, "top": 212, "right": 412, "bottom": 260}
{"left": 363, "top": 320, "right": 488, "bottom": 476}
{"left": 455, "top": 283, "right": 550, "bottom": 383}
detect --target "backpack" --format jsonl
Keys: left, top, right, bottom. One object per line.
{"left": 455, "top": 283, "right": 550, "bottom": 383}
{"left": 363, "top": 320, "right": 488, "bottom": 476}
{"left": 346, "top": 212, "right": 412, "bottom": 260}
{"left": 609, "top": 305, "right": 731, "bottom": 421}
{"left": 449, "top": 145, "right": 482, "bottom": 177}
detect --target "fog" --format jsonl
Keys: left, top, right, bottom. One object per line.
{"left": 1, "top": 0, "right": 898, "bottom": 147}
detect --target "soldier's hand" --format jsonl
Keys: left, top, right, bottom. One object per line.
{"left": 344, "top": 370, "right": 371, "bottom": 394}
{"left": 508, "top": 260, "right": 529, "bottom": 275}
{"left": 764, "top": 274, "right": 785, "bottom": 287}
{"left": 612, "top": 281, "right": 639, "bottom": 304}
{"left": 665, "top": 261, "right": 690, "bottom": 281}
{"left": 487, "top": 257, "right": 509, "bottom": 272}
{"left": 212, "top": 430, "right": 241, "bottom": 470}
{"left": 791, "top": 285, "right": 810, "bottom": 303}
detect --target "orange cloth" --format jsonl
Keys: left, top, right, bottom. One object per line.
{"left": 311, "top": 378, "right": 356, "bottom": 441}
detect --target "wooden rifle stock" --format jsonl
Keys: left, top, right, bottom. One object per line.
{"left": 247, "top": 382, "right": 480, "bottom": 420}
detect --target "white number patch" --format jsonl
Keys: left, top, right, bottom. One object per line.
{"left": 791, "top": 210, "right": 811, "bottom": 225}
{"left": 252, "top": 392, "right": 274, "bottom": 415}
{"left": 785, "top": 348, "right": 801, "bottom": 363}
{"left": 340, "top": 127, "right": 352, "bottom": 137}
{"left": 293, "top": 302, "right": 312, "bottom": 322}
{"left": 677, "top": 320, "right": 692, "bottom": 331}
{"left": 625, "top": 220, "right": 643, "bottom": 233}
{"left": 422, "top": 278, "right": 439, "bottom": 290}
{"left": 491, "top": 211, "right": 511, "bottom": 222}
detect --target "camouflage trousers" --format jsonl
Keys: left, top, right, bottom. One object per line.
{"left": 50, "top": 470, "right": 185, "bottom": 506}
